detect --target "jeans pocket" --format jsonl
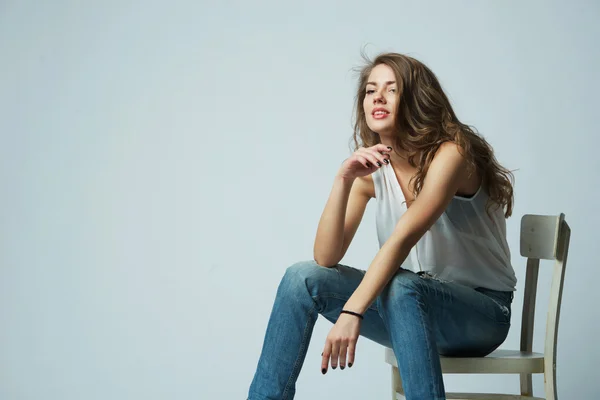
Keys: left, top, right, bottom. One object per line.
{"left": 491, "top": 298, "right": 511, "bottom": 324}
{"left": 476, "top": 288, "right": 512, "bottom": 325}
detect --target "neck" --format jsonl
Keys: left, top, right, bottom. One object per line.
{"left": 379, "top": 139, "right": 415, "bottom": 171}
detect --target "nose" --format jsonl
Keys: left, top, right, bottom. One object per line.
{"left": 373, "top": 89, "right": 386, "bottom": 103}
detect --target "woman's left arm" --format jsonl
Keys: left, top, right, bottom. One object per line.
{"left": 321, "top": 142, "right": 472, "bottom": 372}
{"left": 344, "top": 142, "right": 471, "bottom": 314}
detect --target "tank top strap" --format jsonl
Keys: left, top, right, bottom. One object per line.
{"left": 371, "top": 167, "right": 383, "bottom": 199}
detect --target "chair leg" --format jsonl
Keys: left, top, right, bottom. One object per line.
{"left": 520, "top": 373, "right": 533, "bottom": 396}
{"left": 545, "top": 365, "right": 558, "bottom": 400}
{"left": 391, "top": 366, "right": 405, "bottom": 399}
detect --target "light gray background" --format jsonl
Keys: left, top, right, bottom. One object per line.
{"left": 1, "top": 1, "right": 598, "bottom": 399}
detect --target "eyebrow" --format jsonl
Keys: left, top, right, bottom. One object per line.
{"left": 366, "top": 81, "right": 396, "bottom": 86}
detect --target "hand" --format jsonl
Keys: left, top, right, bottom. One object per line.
{"left": 320, "top": 313, "right": 362, "bottom": 374}
{"left": 337, "top": 144, "right": 392, "bottom": 180}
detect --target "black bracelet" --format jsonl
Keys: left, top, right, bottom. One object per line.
{"left": 340, "top": 310, "right": 364, "bottom": 320}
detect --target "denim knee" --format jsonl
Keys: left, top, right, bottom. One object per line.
{"left": 378, "top": 269, "right": 424, "bottom": 307}
{"left": 280, "top": 260, "right": 331, "bottom": 297}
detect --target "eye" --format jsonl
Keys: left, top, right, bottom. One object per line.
{"left": 389, "top": 88, "right": 397, "bottom": 93}
{"left": 366, "top": 89, "right": 375, "bottom": 95}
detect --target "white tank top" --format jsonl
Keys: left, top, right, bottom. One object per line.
{"left": 372, "top": 163, "right": 517, "bottom": 292}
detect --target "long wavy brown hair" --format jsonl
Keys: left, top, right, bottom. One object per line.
{"left": 352, "top": 52, "right": 514, "bottom": 218}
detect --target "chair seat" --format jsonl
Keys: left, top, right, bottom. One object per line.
{"left": 384, "top": 347, "right": 545, "bottom": 374}
{"left": 446, "top": 393, "right": 544, "bottom": 400}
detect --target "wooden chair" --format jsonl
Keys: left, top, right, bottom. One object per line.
{"left": 384, "top": 213, "right": 571, "bottom": 400}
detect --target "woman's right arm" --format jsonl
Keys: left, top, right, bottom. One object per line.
{"left": 313, "top": 174, "right": 373, "bottom": 267}
{"left": 313, "top": 144, "right": 390, "bottom": 267}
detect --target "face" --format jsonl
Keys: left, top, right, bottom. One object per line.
{"left": 363, "top": 64, "right": 399, "bottom": 135}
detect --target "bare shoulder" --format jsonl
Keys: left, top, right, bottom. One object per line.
{"left": 354, "top": 174, "right": 376, "bottom": 199}
{"left": 436, "top": 141, "right": 465, "bottom": 159}
{"left": 435, "top": 141, "right": 481, "bottom": 196}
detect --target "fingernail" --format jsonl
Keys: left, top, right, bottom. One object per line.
{"left": 322, "top": 368, "right": 326, "bottom": 374}
{"left": 340, "top": 366, "right": 345, "bottom": 370}
{"left": 321, "top": 352, "right": 323, "bottom": 356}
{"left": 383, "top": 159, "right": 389, "bottom": 164}
{"left": 349, "top": 362, "right": 353, "bottom": 368}
{"left": 332, "top": 366, "right": 337, "bottom": 369}
{"left": 376, "top": 162, "right": 382, "bottom": 167}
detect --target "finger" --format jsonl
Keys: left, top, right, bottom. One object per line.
{"left": 364, "top": 147, "right": 390, "bottom": 166}
{"left": 321, "top": 346, "right": 330, "bottom": 374}
{"left": 355, "top": 154, "right": 374, "bottom": 170}
{"left": 347, "top": 340, "right": 357, "bottom": 368}
{"left": 330, "top": 340, "right": 340, "bottom": 369}
{"left": 339, "top": 339, "right": 349, "bottom": 370}
{"left": 356, "top": 149, "right": 384, "bottom": 168}
{"left": 355, "top": 154, "right": 372, "bottom": 169}
{"left": 374, "top": 144, "right": 393, "bottom": 154}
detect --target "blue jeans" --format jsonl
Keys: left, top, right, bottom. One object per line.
{"left": 247, "top": 260, "right": 512, "bottom": 400}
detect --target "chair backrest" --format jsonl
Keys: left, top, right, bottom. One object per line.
{"left": 519, "top": 213, "right": 571, "bottom": 395}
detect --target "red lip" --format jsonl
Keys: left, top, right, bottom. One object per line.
{"left": 372, "top": 107, "right": 390, "bottom": 115}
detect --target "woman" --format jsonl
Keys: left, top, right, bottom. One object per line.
{"left": 247, "top": 52, "right": 516, "bottom": 400}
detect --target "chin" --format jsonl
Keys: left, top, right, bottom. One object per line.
{"left": 368, "top": 121, "right": 394, "bottom": 134}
